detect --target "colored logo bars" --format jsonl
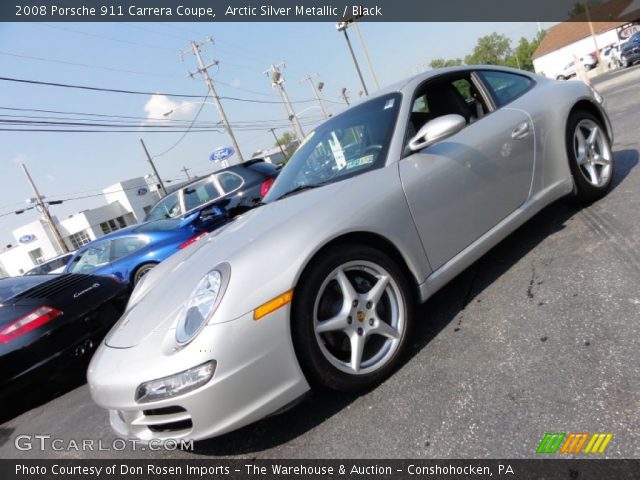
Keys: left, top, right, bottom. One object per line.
{"left": 536, "top": 433, "right": 613, "bottom": 454}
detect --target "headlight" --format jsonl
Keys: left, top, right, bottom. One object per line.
{"left": 175, "top": 266, "right": 228, "bottom": 344}
{"left": 135, "top": 361, "right": 216, "bottom": 403}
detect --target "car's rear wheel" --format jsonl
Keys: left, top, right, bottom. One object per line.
{"left": 566, "top": 111, "right": 614, "bottom": 203}
{"left": 291, "top": 244, "right": 413, "bottom": 392}
{"left": 556, "top": 75, "right": 566, "bottom": 81}
{"left": 132, "top": 263, "right": 157, "bottom": 285}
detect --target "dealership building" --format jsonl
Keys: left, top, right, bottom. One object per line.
{"left": 0, "top": 177, "right": 161, "bottom": 277}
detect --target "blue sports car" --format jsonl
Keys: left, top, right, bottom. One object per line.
{"left": 64, "top": 215, "right": 223, "bottom": 285}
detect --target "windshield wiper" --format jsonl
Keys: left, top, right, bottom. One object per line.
{"left": 277, "top": 182, "right": 327, "bottom": 200}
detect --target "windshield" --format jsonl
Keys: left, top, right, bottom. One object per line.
{"left": 0, "top": 276, "right": 48, "bottom": 303}
{"left": 67, "top": 241, "right": 111, "bottom": 274}
{"left": 264, "top": 93, "right": 402, "bottom": 202}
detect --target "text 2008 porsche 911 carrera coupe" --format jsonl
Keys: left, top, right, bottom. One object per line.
{"left": 88, "top": 66, "right": 614, "bottom": 441}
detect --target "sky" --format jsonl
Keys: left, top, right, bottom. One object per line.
{"left": 0, "top": 21, "right": 554, "bottom": 248}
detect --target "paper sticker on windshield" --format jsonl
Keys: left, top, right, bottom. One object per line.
{"left": 346, "top": 155, "right": 375, "bottom": 169}
{"left": 384, "top": 99, "right": 395, "bottom": 110}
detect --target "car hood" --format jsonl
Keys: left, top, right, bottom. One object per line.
{"left": 104, "top": 182, "right": 345, "bottom": 348}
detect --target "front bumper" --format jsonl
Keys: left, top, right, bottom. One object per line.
{"left": 87, "top": 305, "right": 310, "bottom": 441}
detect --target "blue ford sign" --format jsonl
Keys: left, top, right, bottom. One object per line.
{"left": 19, "top": 234, "right": 36, "bottom": 244}
{"left": 136, "top": 187, "right": 148, "bottom": 196}
{"left": 210, "top": 146, "right": 234, "bottom": 163}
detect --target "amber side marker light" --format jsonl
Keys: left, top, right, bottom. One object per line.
{"left": 254, "top": 289, "right": 294, "bottom": 320}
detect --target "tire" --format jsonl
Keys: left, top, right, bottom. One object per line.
{"left": 556, "top": 75, "right": 566, "bottom": 81}
{"left": 291, "top": 244, "right": 414, "bottom": 392}
{"left": 566, "top": 110, "right": 614, "bottom": 203}
{"left": 132, "top": 263, "right": 157, "bottom": 285}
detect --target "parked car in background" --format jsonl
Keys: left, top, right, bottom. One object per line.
{"left": 89, "top": 66, "right": 613, "bottom": 441}
{"left": 145, "top": 159, "right": 280, "bottom": 224}
{"left": 64, "top": 216, "right": 226, "bottom": 285}
{"left": 556, "top": 54, "right": 598, "bottom": 80}
{"left": 0, "top": 274, "right": 129, "bottom": 397}
{"left": 620, "top": 32, "right": 640, "bottom": 67}
{"left": 24, "top": 252, "right": 74, "bottom": 276}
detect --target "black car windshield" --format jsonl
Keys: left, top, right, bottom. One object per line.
{"left": 0, "top": 276, "right": 48, "bottom": 303}
{"left": 264, "top": 93, "right": 402, "bottom": 202}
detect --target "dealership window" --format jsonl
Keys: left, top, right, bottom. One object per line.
{"left": 67, "top": 230, "right": 91, "bottom": 250}
{"left": 100, "top": 216, "right": 127, "bottom": 235}
{"left": 28, "top": 248, "right": 44, "bottom": 265}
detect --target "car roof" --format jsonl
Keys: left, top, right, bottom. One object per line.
{"left": 344, "top": 65, "right": 539, "bottom": 108}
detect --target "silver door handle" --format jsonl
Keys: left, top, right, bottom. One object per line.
{"left": 511, "top": 122, "right": 530, "bottom": 139}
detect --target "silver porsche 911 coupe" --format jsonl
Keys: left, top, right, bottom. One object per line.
{"left": 88, "top": 66, "right": 613, "bottom": 441}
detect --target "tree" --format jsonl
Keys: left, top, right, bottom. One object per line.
{"left": 510, "top": 30, "right": 546, "bottom": 72}
{"left": 429, "top": 58, "right": 463, "bottom": 69}
{"left": 274, "top": 131, "right": 298, "bottom": 161}
{"left": 465, "top": 32, "right": 512, "bottom": 66}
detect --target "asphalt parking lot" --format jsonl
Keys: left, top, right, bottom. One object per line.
{"left": 1, "top": 66, "right": 639, "bottom": 460}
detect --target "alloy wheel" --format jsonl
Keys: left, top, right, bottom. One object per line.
{"left": 313, "top": 260, "right": 406, "bottom": 375}
{"left": 573, "top": 119, "right": 613, "bottom": 188}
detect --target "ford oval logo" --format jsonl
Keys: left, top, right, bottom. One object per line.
{"left": 136, "top": 187, "right": 148, "bottom": 196}
{"left": 210, "top": 146, "right": 234, "bottom": 162}
{"left": 19, "top": 234, "right": 35, "bottom": 244}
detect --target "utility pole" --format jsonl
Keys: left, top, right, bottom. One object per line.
{"left": 337, "top": 22, "right": 369, "bottom": 96}
{"left": 352, "top": 22, "right": 381, "bottom": 90}
{"left": 341, "top": 88, "right": 351, "bottom": 106}
{"left": 20, "top": 163, "right": 68, "bottom": 254}
{"left": 270, "top": 128, "right": 288, "bottom": 160}
{"left": 265, "top": 63, "right": 306, "bottom": 142}
{"left": 139, "top": 138, "right": 167, "bottom": 196}
{"left": 184, "top": 37, "right": 244, "bottom": 163}
{"left": 181, "top": 166, "right": 192, "bottom": 180}
{"left": 303, "top": 74, "right": 330, "bottom": 119}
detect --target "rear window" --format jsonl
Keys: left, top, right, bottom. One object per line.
{"left": 0, "top": 276, "right": 48, "bottom": 303}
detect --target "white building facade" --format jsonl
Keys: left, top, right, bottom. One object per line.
{"left": 0, "top": 177, "right": 160, "bottom": 277}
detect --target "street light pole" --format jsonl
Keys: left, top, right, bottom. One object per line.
{"left": 139, "top": 138, "right": 168, "bottom": 196}
{"left": 20, "top": 163, "right": 68, "bottom": 254}
{"left": 337, "top": 22, "right": 369, "bottom": 96}
{"left": 352, "top": 22, "right": 381, "bottom": 90}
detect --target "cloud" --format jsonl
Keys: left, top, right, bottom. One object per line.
{"left": 11, "top": 153, "right": 28, "bottom": 166}
{"left": 45, "top": 174, "right": 56, "bottom": 183}
{"left": 143, "top": 95, "right": 197, "bottom": 121}
{"left": 230, "top": 78, "right": 242, "bottom": 88}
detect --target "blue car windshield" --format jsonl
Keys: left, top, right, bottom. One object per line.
{"left": 264, "top": 93, "right": 402, "bottom": 202}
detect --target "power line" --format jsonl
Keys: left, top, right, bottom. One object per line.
{"left": 0, "top": 76, "right": 342, "bottom": 104}
{"left": 40, "top": 23, "right": 178, "bottom": 53}
{"left": 152, "top": 94, "right": 211, "bottom": 158}
{"left": 0, "top": 50, "right": 184, "bottom": 79}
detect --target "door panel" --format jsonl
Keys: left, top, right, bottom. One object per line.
{"left": 400, "top": 108, "right": 534, "bottom": 270}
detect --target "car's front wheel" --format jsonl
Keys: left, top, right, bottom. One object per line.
{"left": 566, "top": 110, "right": 614, "bottom": 203}
{"left": 291, "top": 244, "right": 413, "bottom": 392}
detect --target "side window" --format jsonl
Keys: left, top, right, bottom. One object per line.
{"left": 67, "top": 241, "right": 111, "bottom": 274}
{"left": 478, "top": 71, "right": 534, "bottom": 107}
{"left": 216, "top": 172, "right": 244, "bottom": 193}
{"left": 110, "top": 237, "right": 148, "bottom": 262}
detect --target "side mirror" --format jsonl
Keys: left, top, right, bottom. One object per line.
{"left": 408, "top": 114, "right": 466, "bottom": 152}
